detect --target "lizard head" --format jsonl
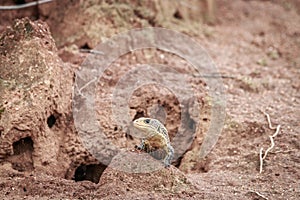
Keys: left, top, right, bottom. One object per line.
{"left": 133, "top": 117, "right": 161, "bottom": 134}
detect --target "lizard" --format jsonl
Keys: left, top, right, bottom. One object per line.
{"left": 133, "top": 117, "right": 174, "bottom": 167}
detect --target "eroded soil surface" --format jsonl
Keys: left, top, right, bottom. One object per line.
{"left": 0, "top": 0, "right": 299, "bottom": 199}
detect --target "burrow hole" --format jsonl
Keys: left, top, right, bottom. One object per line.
{"left": 74, "top": 163, "right": 107, "bottom": 184}
{"left": 132, "top": 111, "right": 145, "bottom": 121}
{"left": 47, "top": 114, "right": 57, "bottom": 128}
{"left": 80, "top": 43, "right": 91, "bottom": 50}
{"left": 11, "top": 137, "right": 34, "bottom": 172}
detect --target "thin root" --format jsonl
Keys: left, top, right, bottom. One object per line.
{"left": 261, "top": 110, "right": 278, "bottom": 130}
{"left": 249, "top": 190, "right": 268, "bottom": 200}
{"left": 259, "top": 111, "right": 281, "bottom": 173}
{"left": 259, "top": 147, "right": 264, "bottom": 173}
{"left": 0, "top": 0, "right": 52, "bottom": 10}
{"left": 262, "top": 125, "right": 281, "bottom": 160}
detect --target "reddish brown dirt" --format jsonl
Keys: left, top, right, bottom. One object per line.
{"left": 0, "top": 0, "right": 299, "bottom": 199}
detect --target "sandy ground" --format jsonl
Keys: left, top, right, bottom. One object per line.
{"left": 0, "top": 0, "right": 299, "bottom": 199}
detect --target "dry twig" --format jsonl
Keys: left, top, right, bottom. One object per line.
{"left": 0, "top": 0, "right": 53, "bottom": 10}
{"left": 259, "top": 111, "right": 281, "bottom": 173}
{"left": 79, "top": 49, "right": 104, "bottom": 55}
{"left": 249, "top": 190, "right": 268, "bottom": 200}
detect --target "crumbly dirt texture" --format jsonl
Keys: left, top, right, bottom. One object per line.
{"left": 0, "top": 0, "right": 299, "bottom": 199}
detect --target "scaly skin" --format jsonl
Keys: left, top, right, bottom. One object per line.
{"left": 133, "top": 117, "right": 174, "bottom": 167}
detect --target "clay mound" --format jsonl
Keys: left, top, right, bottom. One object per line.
{"left": 99, "top": 151, "right": 201, "bottom": 199}
{"left": 0, "top": 1, "right": 300, "bottom": 199}
{"left": 0, "top": 158, "right": 202, "bottom": 199}
{"left": 0, "top": 18, "right": 98, "bottom": 179}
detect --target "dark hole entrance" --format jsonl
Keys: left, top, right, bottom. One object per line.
{"left": 13, "top": 137, "right": 34, "bottom": 155}
{"left": 80, "top": 43, "right": 91, "bottom": 50}
{"left": 47, "top": 114, "right": 56, "bottom": 128}
{"left": 174, "top": 155, "right": 184, "bottom": 168}
{"left": 11, "top": 137, "right": 34, "bottom": 172}
{"left": 14, "top": 0, "right": 26, "bottom": 4}
{"left": 74, "top": 163, "right": 107, "bottom": 184}
{"left": 173, "top": 10, "right": 183, "bottom": 19}
{"left": 132, "top": 111, "right": 145, "bottom": 121}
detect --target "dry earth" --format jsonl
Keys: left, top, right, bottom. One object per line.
{"left": 0, "top": 0, "right": 299, "bottom": 199}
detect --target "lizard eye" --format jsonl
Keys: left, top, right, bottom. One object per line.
{"left": 144, "top": 119, "right": 150, "bottom": 124}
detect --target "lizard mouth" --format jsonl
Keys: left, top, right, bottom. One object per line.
{"left": 133, "top": 120, "right": 146, "bottom": 129}
{"left": 133, "top": 118, "right": 151, "bottom": 131}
